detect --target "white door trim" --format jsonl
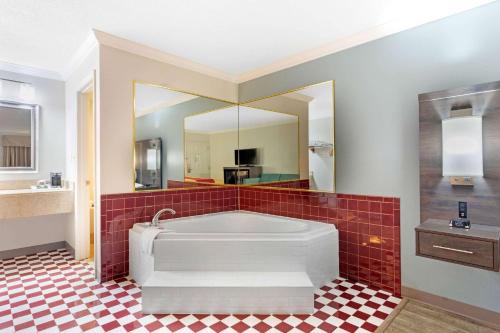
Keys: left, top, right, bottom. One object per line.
{"left": 75, "top": 71, "right": 97, "bottom": 267}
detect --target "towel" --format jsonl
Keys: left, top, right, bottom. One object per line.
{"left": 141, "top": 227, "right": 163, "bottom": 255}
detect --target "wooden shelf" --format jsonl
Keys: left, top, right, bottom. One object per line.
{"left": 415, "top": 219, "right": 500, "bottom": 271}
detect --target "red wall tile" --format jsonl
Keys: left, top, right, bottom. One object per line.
{"left": 99, "top": 185, "right": 400, "bottom": 297}
{"left": 100, "top": 187, "right": 237, "bottom": 282}
{"left": 239, "top": 187, "right": 401, "bottom": 296}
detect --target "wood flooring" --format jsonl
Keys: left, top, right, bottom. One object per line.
{"left": 377, "top": 299, "right": 499, "bottom": 333}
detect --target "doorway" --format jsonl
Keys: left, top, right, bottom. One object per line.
{"left": 82, "top": 87, "right": 95, "bottom": 260}
{"left": 76, "top": 75, "right": 96, "bottom": 267}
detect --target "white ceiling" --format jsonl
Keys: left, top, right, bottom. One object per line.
{"left": 185, "top": 106, "right": 297, "bottom": 133}
{"left": 134, "top": 84, "right": 197, "bottom": 117}
{"left": 0, "top": 0, "right": 493, "bottom": 81}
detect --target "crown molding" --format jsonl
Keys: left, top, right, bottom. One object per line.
{"left": 236, "top": 0, "right": 494, "bottom": 83}
{"left": 1, "top": 0, "right": 492, "bottom": 84}
{"left": 61, "top": 32, "right": 98, "bottom": 80}
{"left": 93, "top": 29, "right": 238, "bottom": 83}
{"left": 0, "top": 60, "right": 62, "bottom": 81}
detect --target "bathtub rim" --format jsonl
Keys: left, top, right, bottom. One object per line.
{"left": 132, "top": 210, "right": 337, "bottom": 241}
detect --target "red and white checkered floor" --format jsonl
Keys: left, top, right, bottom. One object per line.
{"left": 0, "top": 249, "right": 400, "bottom": 332}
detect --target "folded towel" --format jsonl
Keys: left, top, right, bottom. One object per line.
{"left": 141, "top": 227, "right": 163, "bottom": 255}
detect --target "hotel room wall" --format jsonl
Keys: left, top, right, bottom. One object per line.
{"left": 238, "top": 1, "right": 500, "bottom": 312}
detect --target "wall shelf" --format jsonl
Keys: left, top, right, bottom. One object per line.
{"left": 416, "top": 219, "right": 500, "bottom": 271}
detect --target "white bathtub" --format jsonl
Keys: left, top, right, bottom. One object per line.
{"left": 129, "top": 211, "right": 339, "bottom": 314}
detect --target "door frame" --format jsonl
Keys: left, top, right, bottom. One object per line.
{"left": 75, "top": 71, "right": 98, "bottom": 272}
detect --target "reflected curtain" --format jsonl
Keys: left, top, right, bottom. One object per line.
{"left": 1, "top": 135, "right": 32, "bottom": 167}
{"left": 2, "top": 146, "right": 31, "bottom": 167}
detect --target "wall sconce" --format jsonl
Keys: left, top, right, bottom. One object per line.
{"left": 442, "top": 109, "right": 483, "bottom": 186}
{"left": 19, "top": 83, "right": 36, "bottom": 101}
{"left": 0, "top": 78, "right": 35, "bottom": 102}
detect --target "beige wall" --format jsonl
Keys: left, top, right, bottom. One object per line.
{"left": 240, "top": 123, "right": 299, "bottom": 174}
{"left": 99, "top": 45, "right": 238, "bottom": 194}
{"left": 243, "top": 96, "right": 309, "bottom": 178}
{"left": 208, "top": 131, "right": 238, "bottom": 183}
{"left": 206, "top": 122, "right": 300, "bottom": 182}
{"left": 185, "top": 132, "right": 211, "bottom": 179}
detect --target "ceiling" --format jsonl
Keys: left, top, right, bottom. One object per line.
{"left": 0, "top": 0, "right": 493, "bottom": 81}
{"left": 185, "top": 106, "right": 297, "bottom": 133}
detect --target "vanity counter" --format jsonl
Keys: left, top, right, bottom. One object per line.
{"left": 0, "top": 188, "right": 74, "bottom": 219}
{"left": 0, "top": 187, "right": 71, "bottom": 196}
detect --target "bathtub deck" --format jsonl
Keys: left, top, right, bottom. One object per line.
{"left": 142, "top": 271, "right": 314, "bottom": 314}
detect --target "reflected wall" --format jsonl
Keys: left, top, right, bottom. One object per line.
{"left": 133, "top": 80, "right": 334, "bottom": 192}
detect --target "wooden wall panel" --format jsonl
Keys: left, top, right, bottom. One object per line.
{"left": 419, "top": 81, "right": 500, "bottom": 227}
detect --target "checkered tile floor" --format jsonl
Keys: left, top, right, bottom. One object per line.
{"left": 0, "top": 249, "right": 400, "bottom": 332}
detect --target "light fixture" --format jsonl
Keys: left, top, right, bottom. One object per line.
{"left": 0, "top": 78, "right": 35, "bottom": 102}
{"left": 146, "top": 149, "right": 158, "bottom": 170}
{"left": 442, "top": 108, "right": 483, "bottom": 186}
{"left": 19, "top": 82, "right": 35, "bottom": 101}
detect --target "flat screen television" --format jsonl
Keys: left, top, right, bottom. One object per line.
{"left": 235, "top": 148, "right": 257, "bottom": 165}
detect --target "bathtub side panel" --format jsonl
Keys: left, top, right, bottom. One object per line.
{"left": 307, "top": 230, "right": 339, "bottom": 287}
{"left": 129, "top": 229, "right": 154, "bottom": 285}
{"left": 154, "top": 239, "right": 307, "bottom": 272}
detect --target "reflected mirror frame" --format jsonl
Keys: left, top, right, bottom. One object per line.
{"left": 0, "top": 100, "right": 39, "bottom": 173}
{"left": 131, "top": 80, "right": 238, "bottom": 192}
{"left": 238, "top": 80, "right": 336, "bottom": 193}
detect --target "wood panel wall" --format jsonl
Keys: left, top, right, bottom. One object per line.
{"left": 419, "top": 81, "right": 500, "bottom": 227}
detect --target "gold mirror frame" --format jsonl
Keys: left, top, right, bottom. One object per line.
{"left": 132, "top": 80, "right": 335, "bottom": 193}
{"left": 238, "top": 80, "right": 336, "bottom": 193}
{"left": 132, "top": 80, "right": 237, "bottom": 192}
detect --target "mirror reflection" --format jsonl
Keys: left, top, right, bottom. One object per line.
{"left": 237, "top": 106, "right": 299, "bottom": 185}
{"left": 242, "top": 81, "right": 335, "bottom": 191}
{"left": 133, "top": 80, "right": 334, "bottom": 192}
{"left": 133, "top": 82, "right": 235, "bottom": 190}
{"left": 0, "top": 101, "right": 37, "bottom": 171}
{"left": 184, "top": 106, "right": 239, "bottom": 184}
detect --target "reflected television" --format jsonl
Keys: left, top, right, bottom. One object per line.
{"left": 235, "top": 148, "right": 257, "bottom": 165}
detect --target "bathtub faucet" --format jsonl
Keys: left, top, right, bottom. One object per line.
{"left": 151, "top": 208, "right": 176, "bottom": 227}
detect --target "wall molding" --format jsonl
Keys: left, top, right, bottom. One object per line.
{"left": 61, "top": 32, "right": 98, "bottom": 81}
{"left": 0, "top": 61, "right": 62, "bottom": 81}
{"left": 237, "top": 0, "right": 494, "bottom": 83}
{"left": 93, "top": 30, "right": 237, "bottom": 83}
{"left": 402, "top": 286, "right": 500, "bottom": 330}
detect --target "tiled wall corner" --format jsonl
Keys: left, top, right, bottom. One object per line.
{"left": 100, "top": 187, "right": 237, "bottom": 282}
{"left": 239, "top": 187, "right": 401, "bottom": 296}
{"left": 99, "top": 184, "right": 400, "bottom": 297}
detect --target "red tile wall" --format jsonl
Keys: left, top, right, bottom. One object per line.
{"left": 99, "top": 185, "right": 400, "bottom": 297}
{"left": 100, "top": 187, "right": 237, "bottom": 282}
{"left": 239, "top": 187, "right": 401, "bottom": 296}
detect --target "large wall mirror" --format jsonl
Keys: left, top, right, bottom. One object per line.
{"left": 0, "top": 100, "right": 38, "bottom": 172}
{"left": 241, "top": 81, "right": 335, "bottom": 192}
{"left": 133, "top": 80, "right": 334, "bottom": 192}
{"left": 133, "top": 82, "right": 236, "bottom": 191}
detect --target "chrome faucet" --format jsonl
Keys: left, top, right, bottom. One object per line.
{"left": 151, "top": 208, "right": 176, "bottom": 227}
